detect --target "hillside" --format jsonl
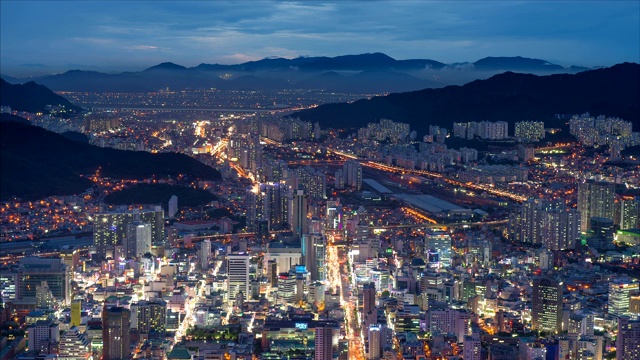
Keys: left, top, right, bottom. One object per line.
{"left": 104, "top": 184, "right": 217, "bottom": 209}
{"left": 0, "top": 78, "right": 82, "bottom": 113}
{"left": 0, "top": 122, "right": 221, "bottom": 201}
{"left": 291, "top": 63, "right": 640, "bottom": 135}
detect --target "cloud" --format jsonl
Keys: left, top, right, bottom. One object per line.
{"left": 127, "top": 45, "right": 171, "bottom": 51}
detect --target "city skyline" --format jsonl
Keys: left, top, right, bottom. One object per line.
{"left": 1, "top": 1, "right": 639, "bottom": 76}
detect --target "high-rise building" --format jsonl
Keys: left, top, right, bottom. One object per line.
{"left": 93, "top": 208, "right": 164, "bottom": 254}
{"left": 509, "top": 198, "right": 580, "bottom": 250}
{"left": 577, "top": 180, "right": 615, "bottom": 232}
{"left": 532, "top": 277, "right": 563, "bottom": 333}
{"left": 609, "top": 280, "right": 640, "bottom": 317}
{"left": 343, "top": 160, "right": 363, "bottom": 190}
{"left": 168, "top": 195, "right": 178, "bottom": 219}
{"left": 125, "top": 222, "right": 151, "bottom": 258}
{"left": 463, "top": 334, "right": 481, "bottom": 360}
{"left": 315, "top": 325, "right": 333, "bottom": 360}
{"left": 367, "top": 325, "right": 382, "bottom": 360}
{"left": 277, "top": 272, "right": 297, "bottom": 304}
{"left": 199, "top": 239, "right": 211, "bottom": 269}
{"left": 619, "top": 198, "right": 639, "bottom": 230}
{"left": 291, "top": 186, "right": 308, "bottom": 241}
{"left": 226, "top": 253, "right": 250, "bottom": 303}
{"left": 248, "top": 183, "right": 289, "bottom": 231}
{"left": 17, "top": 257, "right": 70, "bottom": 305}
{"left": 302, "top": 234, "right": 326, "bottom": 281}
{"left": 102, "top": 306, "right": 131, "bottom": 360}
{"left": 58, "top": 326, "right": 91, "bottom": 360}
{"left": 27, "top": 320, "right": 59, "bottom": 353}
{"left": 363, "top": 282, "right": 376, "bottom": 317}
{"left": 70, "top": 300, "right": 82, "bottom": 327}
{"left": 617, "top": 317, "right": 640, "bottom": 360}
{"left": 425, "top": 230, "right": 452, "bottom": 267}
{"left": 131, "top": 299, "right": 166, "bottom": 335}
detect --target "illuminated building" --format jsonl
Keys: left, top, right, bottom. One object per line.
{"left": 463, "top": 334, "right": 481, "bottom": 360}
{"left": 425, "top": 229, "right": 452, "bottom": 267}
{"left": 302, "top": 234, "right": 326, "bottom": 281}
{"left": 619, "top": 198, "right": 639, "bottom": 230}
{"left": 103, "top": 306, "right": 130, "bottom": 360}
{"left": 617, "top": 317, "right": 640, "bottom": 360}
{"left": 17, "top": 257, "right": 70, "bottom": 305}
{"left": 577, "top": 180, "right": 615, "bottom": 232}
{"left": 315, "top": 325, "right": 333, "bottom": 360}
{"left": 27, "top": 320, "right": 59, "bottom": 353}
{"left": 131, "top": 299, "right": 166, "bottom": 335}
{"left": 532, "top": 276, "right": 563, "bottom": 333}
{"left": 343, "top": 160, "right": 363, "bottom": 190}
{"left": 198, "top": 239, "right": 211, "bottom": 269}
{"left": 265, "top": 242, "right": 302, "bottom": 275}
{"left": 226, "top": 253, "right": 250, "bottom": 303}
{"left": 93, "top": 208, "right": 164, "bottom": 255}
{"left": 291, "top": 186, "right": 308, "bottom": 241}
{"left": 367, "top": 325, "right": 381, "bottom": 360}
{"left": 70, "top": 300, "right": 82, "bottom": 327}
{"left": 514, "top": 121, "right": 545, "bottom": 141}
{"left": 277, "top": 272, "right": 297, "bottom": 304}
{"left": 35, "top": 281, "right": 55, "bottom": 308}
{"left": 125, "top": 221, "right": 151, "bottom": 258}
{"left": 260, "top": 318, "right": 338, "bottom": 359}
{"left": 609, "top": 280, "right": 639, "bottom": 317}
{"left": 58, "top": 326, "right": 91, "bottom": 360}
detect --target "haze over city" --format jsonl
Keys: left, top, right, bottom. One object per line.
{"left": 1, "top": 2, "right": 639, "bottom": 360}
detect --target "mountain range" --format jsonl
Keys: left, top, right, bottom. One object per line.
{"left": 1, "top": 53, "right": 593, "bottom": 94}
{"left": 0, "top": 121, "right": 221, "bottom": 201}
{"left": 291, "top": 63, "right": 640, "bottom": 135}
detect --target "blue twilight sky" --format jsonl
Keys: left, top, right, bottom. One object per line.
{"left": 1, "top": 1, "right": 638, "bottom": 77}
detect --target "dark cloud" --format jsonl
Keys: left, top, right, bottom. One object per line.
{"left": 1, "top": 1, "right": 638, "bottom": 76}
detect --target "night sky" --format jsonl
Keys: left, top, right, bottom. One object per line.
{"left": 1, "top": 1, "right": 638, "bottom": 76}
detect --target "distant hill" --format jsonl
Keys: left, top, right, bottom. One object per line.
{"left": 0, "top": 122, "right": 221, "bottom": 201}
{"left": 0, "top": 78, "right": 82, "bottom": 113}
{"left": 104, "top": 183, "right": 217, "bottom": 209}
{"left": 6, "top": 54, "right": 593, "bottom": 93}
{"left": 291, "top": 63, "right": 640, "bottom": 135}
{"left": 0, "top": 113, "right": 30, "bottom": 124}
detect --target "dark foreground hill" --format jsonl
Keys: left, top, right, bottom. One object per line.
{"left": 104, "top": 183, "right": 217, "bottom": 209}
{"left": 291, "top": 63, "right": 640, "bottom": 135}
{"left": 0, "top": 78, "right": 82, "bottom": 113}
{"left": 0, "top": 122, "right": 221, "bottom": 201}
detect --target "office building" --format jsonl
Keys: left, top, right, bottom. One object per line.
{"left": 463, "top": 334, "right": 481, "bottom": 360}
{"left": 199, "top": 239, "right": 211, "bottom": 269}
{"left": 367, "top": 325, "right": 381, "bottom": 360}
{"left": 363, "top": 282, "right": 376, "bottom": 317}
{"left": 617, "top": 317, "right": 640, "bottom": 360}
{"left": 532, "top": 277, "right": 563, "bottom": 333}
{"left": 291, "top": 186, "right": 308, "bottom": 241}
{"left": 131, "top": 299, "right": 166, "bottom": 335}
{"left": 71, "top": 300, "right": 82, "bottom": 327}
{"left": 168, "top": 195, "right": 178, "bottom": 219}
{"left": 315, "top": 325, "right": 333, "bottom": 360}
{"left": 58, "top": 326, "right": 91, "bottom": 360}
{"left": 125, "top": 222, "right": 151, "bottom": 258}
{"left": 226, "top": 253, "right": 250, "bottom": 303}
{"left": 425, "top": 230, "right": 452, "bottom": 267}
{"left": 17, "top": 257, "right": 70, "bottom": 305}
{"left": 102, "top": 306, "right": 131, "bottom": 360}
{"left": 302, "top": 234, "right": 326, "bottom": 281}
{"left": 577, "top": 180, "right": 615, "bottom": 232}
{"left": 609, "top": 280, "right": 639, "bottom": 317}
{"left": 27, "top": 320, "right": 59, "bottom": 353}
{"left": 277, "top": 272, "right": 297, "bottom": 304}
